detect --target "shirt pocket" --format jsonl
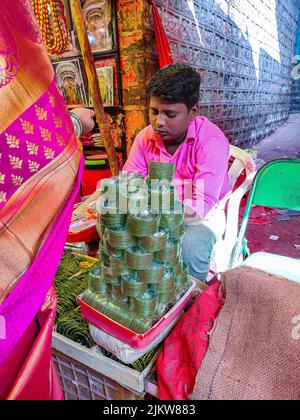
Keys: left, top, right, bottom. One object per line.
{"left": 174, "top": 153, "right": 195, "bottom": 180}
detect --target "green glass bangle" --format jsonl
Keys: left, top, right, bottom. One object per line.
{"left": 133, "top": 290, "right": 158, "bottom": 318}
{"left": 82, "top": 290, "right": 109, "bottom": 311}
{"left": 169, "top": 262, "right": 182, "bottom": 277}
{"left": 100, "top": 264, "right": 120, "bottom": 285}
{"left": 137, "top": 261, "right": 165, "bottom": 284}
{"left": 138, "top": 228, "right": 169, "bottom": 252}
{"left": 100, "top": 211, "right": 127, "bottom": 229}
{"left": 119, "top": 174, "right": 146, "bottom": 205}
{"left": 150, "top": 269, "right": 176, "bottom": 294}
{"left": 81, "top": 290, "right": 96, "bottom": 307}
{"left": 125, "top": 246, "right": 154, "bottom": 270}
{"left": 168, "top": 221, "right": 185, "bottom": 239}
{"left": 129, "top": 317, "right": 153, "bottom": 334}
{"left": 126, "top": 211, "right": 160, "bottom": 238}
{"left": 99, "top": 248, "right": 110, "bottom": 265}
{"left": 158, "top": 289, "right": 176, "bottom": 305}
{"left": 154, "top": 239, "right": 179, "bottom": 263}
{"left": 88, "top": 267, "right": 107, "bottom": 294}
{"left": 155, "top": 302, "right": 169, "bottom": 318}
{"left": 148, "top": 161, "right": 175, "bottom": 182}
{"left": 111, "top": 285, "right": 129, "bottom": 304}
{"left": 127, "top": 189, "right": 149, "bottom": 215}
{"left": 121, "top": 274, "right": 147, "bottom": 297}
{"left": 103, "top": 299, "right": 124, "bottom": 320}
{"left": 114, "top": 304, "right": 135, "bottom": 329}
{"left": 97, "top": 215, "right": 107, "bottom": 237}
{"left": 160, "top": 203, "right": 184, "bottom": 230}
{"left": 92, "top": 293, "right": 110, "bottom": 312}
{"left": 175, "top": 280, "right": 191, "bottom": 299}
{"left": 102, "top": 235, "right": 125, "bottom": 258}
{"left": 110, "top": 255, "right": 133, "bottom": 276}
{"left": 148, "top": 182, "right": 177, "bottom": 213}
{"left": 176, "top": 270, "right": 189, "bottom": 287}
{"left": 106, "top": 227, "right": 136, "bottom": 249}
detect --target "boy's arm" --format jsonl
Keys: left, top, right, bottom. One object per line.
{"left": 184, "top": 135, "right": 230, "bottom": 224}
{"left": 122, "top": 134, "right": 149, "bottom": 176}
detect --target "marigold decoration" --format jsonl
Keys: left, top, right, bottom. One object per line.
{"left": 31, "top": 0, "right": 70, "bottom": 55}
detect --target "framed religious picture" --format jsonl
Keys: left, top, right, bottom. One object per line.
{"left": 92, "top": 56, "right": 120, "bottom": 106}
{"left": 52, "top": 58, "right": 88, "bottom": 106}
{"left": 89, "top": 65, "right": 114, "bottom": 107}
{"left": 81, "top": 0, "right": 116, "bottom": 53}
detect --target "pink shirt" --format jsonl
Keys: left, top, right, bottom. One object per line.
{"left": 123, "top": 116, "right": 231, "bottom": 218}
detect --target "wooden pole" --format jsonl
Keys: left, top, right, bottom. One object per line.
{"left": 70, "top": 0, "right": 119, "bottom": 176}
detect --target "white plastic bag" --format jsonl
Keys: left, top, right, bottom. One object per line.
{"left": 89, "top": 313, "right": 183, "bottom": 364}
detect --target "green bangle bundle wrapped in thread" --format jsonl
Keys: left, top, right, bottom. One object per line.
{"left": 82, "top": 162, "right": 191, "bottom": 333}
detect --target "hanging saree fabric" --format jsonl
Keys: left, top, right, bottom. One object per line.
{"left": 0, "top": 0, "right": 83, "bottom": 400}
{"left": 149, "top": 0, "right": 174, "bottom": 68}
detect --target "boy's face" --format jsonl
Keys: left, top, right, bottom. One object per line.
{"left": 149, "top": 96, "right": 198, "bottom": 142}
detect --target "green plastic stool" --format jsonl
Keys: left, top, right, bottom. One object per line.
{"left": 231, "top": 159, "right": 300, "bottom": 268}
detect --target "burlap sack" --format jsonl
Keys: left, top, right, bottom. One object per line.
{"left": 191, "top": 266, "right": 300, "bottom": 400}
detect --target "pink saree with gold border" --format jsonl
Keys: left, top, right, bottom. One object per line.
{"left": 0, "top": 0, "right": 83, "bottom": 399}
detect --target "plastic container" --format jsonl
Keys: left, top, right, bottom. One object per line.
{"left": 78, "top": 279, "right": 195, "bottom": 349}
{"left": 67, "top": 225, "right": 98, "bottom": 243}
{"left": 67, "top": 212, "right": 98, "bottom": 243}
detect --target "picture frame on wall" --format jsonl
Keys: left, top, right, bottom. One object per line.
{"left": 89, "top": 66, "right": 114, "bottom": 107}
{"left": 52, "top": 58, "right": 88, "bottom": 106}
{"left": 81, "top": 0, "right": 116, "bottom": 53}
{"left": 93, "top": 56, "right": 120, "bottom": 106}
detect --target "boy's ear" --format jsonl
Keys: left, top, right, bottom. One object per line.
{"left": 190, "top": 103, "right": 199, "bottom": 120}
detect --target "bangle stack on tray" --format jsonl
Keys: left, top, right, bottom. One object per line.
{"left": 82, "top": 162, "right": 190, "bottom": 333}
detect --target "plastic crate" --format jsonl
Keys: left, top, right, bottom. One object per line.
{"left": 53, "top": 350, "right": 146, "bottom": 400}
{"left": 52, "top": 332, "right": 159, "bottom": 399}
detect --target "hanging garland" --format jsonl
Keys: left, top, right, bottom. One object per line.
{"left": 31, "top": 0, "right": 70, "bottom": 55}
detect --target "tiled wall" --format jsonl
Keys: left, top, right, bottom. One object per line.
{"left": 154, "top": 0, "right": 299, "bottom": 146}
{"left": 291, "top": 8, "right": 300, "bottom": 113}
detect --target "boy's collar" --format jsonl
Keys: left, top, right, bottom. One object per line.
{"left": 149, "top": 119, "right": 196, "bottom": 145}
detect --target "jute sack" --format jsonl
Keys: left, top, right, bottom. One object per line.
{"left": 191, "top": 266, "right": 300, "bottom": 400}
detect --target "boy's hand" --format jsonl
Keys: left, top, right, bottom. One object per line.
{"left": 184, "top": 205, "right": 202, "bottom": 225}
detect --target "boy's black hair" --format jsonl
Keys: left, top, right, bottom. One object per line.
{"left": 147, "top": 64, "right": 201, "bottom": 111}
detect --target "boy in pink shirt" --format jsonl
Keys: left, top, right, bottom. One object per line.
{"left": 124, "top": 64, "right": 231, "bottom": 282}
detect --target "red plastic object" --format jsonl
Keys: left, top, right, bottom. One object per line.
{"left": 66, "top": 224, "right": 99, "bottom": 243}
{"left": 77, "top": 280, "right": 196, "bottom": 349}
{"left": 81, "top": 157, "right": 112, "bottom": 197}
{"left": 67, "top": 207, "right": 99, "bottom": 243}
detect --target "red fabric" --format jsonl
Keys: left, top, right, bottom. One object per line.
{"left": 150, "top": 0, "right": 174, "bottom": 68}
{"left": 157, "top": 283, "right": 225, "bottom": 400}
{"left": 0, "top": 319, "right": 39, "bottom": 400}
{"left": 0, "top": 288, "right": 64, "bottom": 400}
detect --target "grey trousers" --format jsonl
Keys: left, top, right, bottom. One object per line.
{"left": 181, "top": 223, "right": 217, "bottom": 282}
